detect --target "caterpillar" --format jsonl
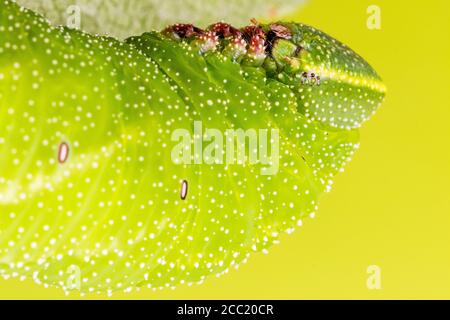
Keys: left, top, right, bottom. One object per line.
{"left": 0, "top": 0, "right": 385, "bottom": 294}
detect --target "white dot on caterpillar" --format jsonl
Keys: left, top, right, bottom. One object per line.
{"left": 180, "top": 180, "right": 188, "bottom": 200}
{"left": 58, "top": 142, "right": 69, "bottom": 164}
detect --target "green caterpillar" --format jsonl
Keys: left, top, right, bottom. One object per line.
{"left": 0, "top": 0, "right": 385, "bottom": 294}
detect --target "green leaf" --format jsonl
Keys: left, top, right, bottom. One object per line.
{"left": 16, "top": 0, "right": 307, "bottom": 39}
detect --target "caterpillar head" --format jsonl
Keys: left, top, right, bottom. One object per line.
{"left": 266, "top": 22, "right": 386, "bottom": 129}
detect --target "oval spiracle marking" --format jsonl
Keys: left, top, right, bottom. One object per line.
{"left": 180, "top": 180, "right": 188, "bottom": 200}
{"left": 58, "top": 142, "right": 69, "bottom": 164}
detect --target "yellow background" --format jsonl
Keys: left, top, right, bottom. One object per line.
{"left": 1, "top": 0, "right": 449, "bottom": 299}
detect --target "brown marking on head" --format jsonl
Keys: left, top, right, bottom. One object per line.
{"left": 208, "top": 22, "right": 241, "bottom": 38}
{"left": 165, "top": 23, "right": 204, "bottom": 39}
{"left": 265, "top": 24, "right": 292, "bottom": 55}
{"left": 242, "top": 26, "right": 265, "bottom": 41}
{"left": 269, "top": 24, "right": 292, "bottom": 40}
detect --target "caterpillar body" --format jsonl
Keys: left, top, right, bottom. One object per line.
{"left": 0, "top": 0, "right": 385, "bottom": 294}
